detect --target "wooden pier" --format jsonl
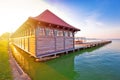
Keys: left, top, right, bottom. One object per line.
{"left": 75, "top": 40, "right": 112, "bottom": 51}
{"left": 36, "top": 40, "right": 112, "bottom": 61}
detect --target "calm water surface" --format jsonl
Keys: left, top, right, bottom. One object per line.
{"left": 11, "top": 40, "right": 120, "bottom": 80}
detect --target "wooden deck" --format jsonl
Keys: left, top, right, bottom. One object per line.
{"left": 12, "top": 40, "right": 112, "bottom": 61}
{"left": 36, "top": 40, "right": 112, "bottom": 61}
{"left": 75, "top": 40, "right": 112, "bottom": 50}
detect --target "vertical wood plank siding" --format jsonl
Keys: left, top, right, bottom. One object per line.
{"left": 65, "top": 37, "right": 74, "bottom": 49}
{"left": 11, "top": 27, "right": 74, "bottom": 58}
{"left": 24, "top": 37, "right": 28, "bottom": 51}
{"left": 12, "top": 27, "right": 36, "bottom": 57}
{"left": 36, "top": 36, "right": 55, "bottom": 55}
{"left": 36, "top": 26, "right": 74, "bottom": 57}
{"left": 29, "top": 36, "right": 36, "bottom": 56}
{"left": 56, "top": 37, "right": 64, "bottom": 51}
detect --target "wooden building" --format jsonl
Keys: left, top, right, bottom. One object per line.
{"left": 11, "top": 10, "right": 80, "bottom": 58}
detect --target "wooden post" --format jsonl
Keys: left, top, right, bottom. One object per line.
{"left": 35, "top": 26, "right": 37, "bottom": 57}
{"left": 66, "top": 51, "right": 68, "bottom": 54}
{"left": 28, "top": 37, "right": 29, "bottom": 52}
{"left": 54, "top": 29, "right": 57, "bottom": 51}
{"left": 73, "top": 32, "right": 75, "bottom": 49}
{"left": 24, "top": 37, "right": 25, "bottom": 50}
{"left": 63, "top": 31, "right": 65, "bottom": 50}
{"left": 28, "top": 28, "right": 30, "bottom": 52}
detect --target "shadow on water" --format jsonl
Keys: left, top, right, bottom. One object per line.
{"left": 10, "top": 43, "right": 109, "bottom": 80}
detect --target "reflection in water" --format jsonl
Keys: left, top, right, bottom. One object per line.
{"left": 10, "top": 40, "right": 120, "bottom": 80}
{"left": 11, "top": 45, "right": 69, "bottom": 80}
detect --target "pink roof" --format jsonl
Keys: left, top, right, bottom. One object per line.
{"left": 30, "top": 9, "right": 80, "bottom": 31}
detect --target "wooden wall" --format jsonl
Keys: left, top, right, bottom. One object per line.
{"left": 65, "top": 37, "right": 74, "bottom": 50}
{"left": 29, "top": 36, "right": 36, "bottom": 56}
{"left": 12, "top": 36, "right": 36, "bottom": 57}
{"left": 56, "top": 37, "right": 64, "bottom": 51}
{"left": 36, "top": 36, "right": 55, "bottom": 56}
{"left": 36, "top": 27, "right": 74, "bottom": 57}
{"left": 11, "top": 22, "right": 75, "bottom": 58}
{"left": 24, "top": 37, "right": 29, "bottom": 52}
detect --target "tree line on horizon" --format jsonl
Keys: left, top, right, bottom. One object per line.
{"left": 0, "top": 32, "right": 10, "bottom": 41}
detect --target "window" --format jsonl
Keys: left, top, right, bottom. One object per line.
{"left": 57, "top": 30, "right": 63, "bottom": 36}
{"left": 49, "top": 29, "right": 54, "bottom": 36}
{"left": 54, "top": 29, "right": 63, "bottom": 36}
{"left": 26, "top": 29, "right": 29, "bottom": 36}
{"left": 45, "top": 28, "right": 53, "bottom": 36}
{"left": 46, "top": 28, "right": 50, "bottom": 36}
{"left": 21, "top": 31, "right": 23, "bottom": 36}
{"left": 69, "top": 32, "right": 73, "bottom": 37}
{"left": 25, "top": 30, "right": 26, "bottom": 36}
{"left": 27, "top": 29, "right": 30, "bottom": 36}
{"left": 64, "top": 31, "right": 68, "bottom": 37}
{"left": 30, "top": 28, "right": 35, "bottom": 36}
{"left": 30, "top": 28, "right": 32, "bottom": 36}
{"left": 64, "top": 31, "right": 73, "bottom": 37}
{"left": 54, "top": 29, "right": 57, "bottom": 36}
{"left": 39, "top": 27, "right": 45, "bottom": 36}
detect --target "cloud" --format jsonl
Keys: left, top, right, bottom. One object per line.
{"left": 74, "top": 12, "right": 120, "bottom": 39}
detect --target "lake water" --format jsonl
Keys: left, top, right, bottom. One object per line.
{"left": 11, "top": 40, "right": 120, "bottom": 80}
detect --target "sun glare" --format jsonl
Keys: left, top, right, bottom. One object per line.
{"left": 0, "top": 0, "right": 67, "bottom": 36}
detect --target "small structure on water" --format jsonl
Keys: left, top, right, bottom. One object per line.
{"left": 10, "top": 10, "right": 80, "bottom": 58}
{"left": 75, "top": 37, "right": 86, "bottom": 44}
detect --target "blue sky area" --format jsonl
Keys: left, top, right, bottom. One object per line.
{"left": 0, "top": 0, "right": 120, "bottom": 39}
{"left": 45, "top": 0, "right": 120, "bottom": 38}
{"left": 46, "top": 0, "right": 120, "bottom": 24}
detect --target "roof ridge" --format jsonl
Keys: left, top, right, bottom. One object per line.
{"left": 31, "top": 9, "right": 80, "bottom": 31}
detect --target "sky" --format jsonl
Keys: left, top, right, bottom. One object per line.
{"left": 0, "top": 0, "right": 120, "bottom": 39}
